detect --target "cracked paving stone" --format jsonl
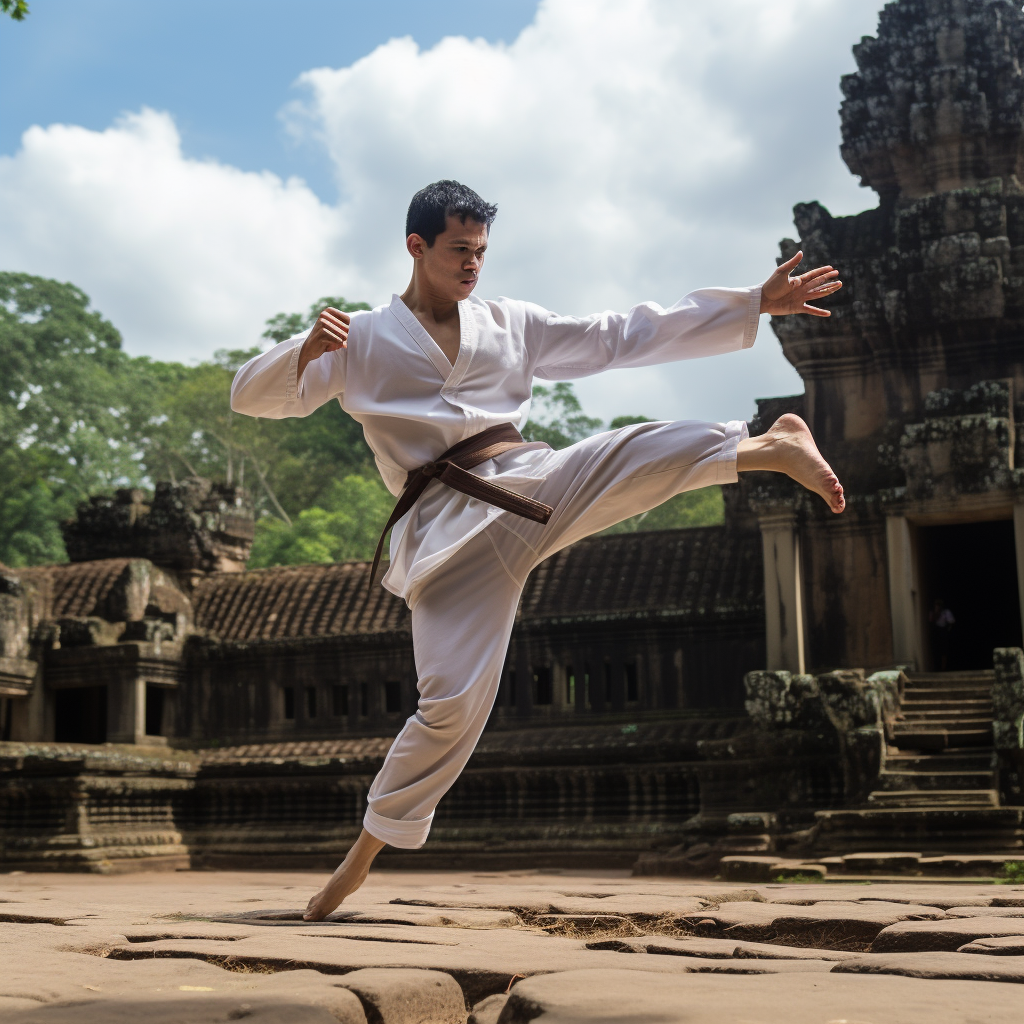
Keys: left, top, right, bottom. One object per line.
{"left": 871, "top": 917, "right": 1024, "bottom": 952}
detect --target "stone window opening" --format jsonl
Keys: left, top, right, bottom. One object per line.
{"left": 54, "top": 685, "right": 107, "bottom": 743}
{"left": 625, "top": 662, "right": 638, "bottom": 703}
{"left": 283, "top": 686, "right": 295, "bottom": 720}
{"left": 384, "top": 680, "right": 402, "bottom": 714}
{"left": 305, "top": 686, "right": 317, "bottom": 719}
{"left": 533, "top": 666, "right": 553, "bottom": 705}
{"left": 359, "top": 682, "right": 369, "bottom": 717}
{"left": 332, "top": 684, "right": 349, "bottom": 717}
{"left": 144, "top": 684, "right": 165, "bottom": 737}
{"left": 565, "top": 665, "right": 575, "bottom": 706}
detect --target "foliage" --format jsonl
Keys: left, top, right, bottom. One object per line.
{"left": 523, "top": 382, "right": 603, "bottom": 449}
{"left": 0, "top": 0, "right": 29, "bottom": 20}
{"left": 601, "top": 485, "right": 724, "bottom": 535}
{"left": 608, "top": 415, "right": 654, "bottom": 429}
{"left": 997, "top": 860, "right": 1024, "bottom": 884}
{"left": 262, "top": 296, "right": 371, "bottom": 345}
{"left": 0, "top": 272, "right": 156, "bottom": 564}
{"left": 248, "top": 475, "right": 394, "bottom": 567}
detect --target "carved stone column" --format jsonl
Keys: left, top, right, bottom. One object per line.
{"left": 886, "top": 515, "right": 923, "bottom": 670}
{"left": 759, "top": 511, "right": 806, "bottom": 673}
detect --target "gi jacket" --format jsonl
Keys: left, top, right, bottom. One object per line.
{"left": 230, "top": 287, "right": 761, "bottom": 601}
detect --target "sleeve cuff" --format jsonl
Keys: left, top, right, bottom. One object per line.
{"left": 283, "top": 334, "right": 304, "bottom": 401}
{"left": 742, "top": 286, "right": 761, "bottom": 349}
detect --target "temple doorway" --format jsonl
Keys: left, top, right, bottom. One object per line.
{"left": 53, "top": 685, "right": 107, "bottom": 743}
{"left": 916, "top": 520, "right": 1022, "bottom": 670}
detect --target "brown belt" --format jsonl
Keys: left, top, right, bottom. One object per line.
{"left": 368, "top": 423, "right": 554, "bottom": 590}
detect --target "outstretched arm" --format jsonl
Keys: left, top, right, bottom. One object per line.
{"left": 761, "top": 251, "right": 842, "bottom": 316}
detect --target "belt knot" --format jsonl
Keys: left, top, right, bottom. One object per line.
{"left": 421, "top": 461, "right": 441, "bottom": 478}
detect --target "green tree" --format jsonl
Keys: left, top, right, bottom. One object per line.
{"left": 523, "top": 382, "right": 603, "bottom": 449}
{"left": 1, "top": 1, "right": 29, "bottom": 21}
{"left": 0, "top": 273, "right": 159, "bottom": 563}
{"left": 248, "top": 474, "right": 394, "bottom": 567}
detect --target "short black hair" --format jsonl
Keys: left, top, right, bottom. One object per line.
{"left": 406, "top": 180, "right": 497, "bottom": 247}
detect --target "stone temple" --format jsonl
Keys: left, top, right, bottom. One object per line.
{"left": 3, "top": 0, "right": 1024, "bottom": 877}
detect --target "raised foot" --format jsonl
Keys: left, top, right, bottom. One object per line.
{"left": 738, "top": 413, "right": 845, "bottom": 514}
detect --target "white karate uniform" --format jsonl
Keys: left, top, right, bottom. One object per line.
{"left": 231, "top": 287, "right": 760, "bottom": 848}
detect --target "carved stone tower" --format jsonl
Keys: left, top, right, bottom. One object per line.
{"left": 756, "top": 0, "right": 1024, "bottom": 673}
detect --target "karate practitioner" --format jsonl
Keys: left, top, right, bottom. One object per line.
{"left": 230, "top": 180, "right": 845, "bottom": 921}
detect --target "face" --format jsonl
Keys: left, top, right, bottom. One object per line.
{"left": 407, "top": 215, "right": 488, "bottom": 301}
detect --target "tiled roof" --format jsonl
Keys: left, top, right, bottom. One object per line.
{"left": 519, "top": 526, "right": 763, "bottom": 624}
{"left": 192, "top": 526, "right": 762, "bottom": 641}
{"left": 17, "top": 559, "right": 134, "bottom": 620}
{"left": 192, "top": 561, "right": 409, "bottom": 641}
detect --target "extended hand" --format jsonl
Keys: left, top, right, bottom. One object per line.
{"left": 298, "top": 307, "right": 350, "bottom": 381}
{"left": 760, "top": 251, "right": 842, "bottom": 317}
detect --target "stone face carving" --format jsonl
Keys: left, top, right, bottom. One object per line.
{"left": 62, "top": 478, "right": 255, "bottom": 575}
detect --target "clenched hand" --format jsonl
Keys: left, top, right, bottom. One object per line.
{"left": 298, "top": 307, "right": 350, "bottom": 381}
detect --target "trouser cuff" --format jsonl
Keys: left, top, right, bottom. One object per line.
{"left": 363, "top": 806, "right": 433, "bottom": 849}
{"left": 716, "top": 419, "right": 748, "bottom": 485}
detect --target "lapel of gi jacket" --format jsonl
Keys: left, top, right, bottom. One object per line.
{"left": 388, "top": 294, "right": 455, "bottom": 382}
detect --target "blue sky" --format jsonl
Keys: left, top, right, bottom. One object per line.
{"left": 0, "top": 1, "right": 883, "bottom": 424}
{"left": 1, "top": 1, "right": 541, "bottom": 199}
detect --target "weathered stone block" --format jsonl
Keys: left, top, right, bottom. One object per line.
{"left": 62, "top": 477, "right": 254, "bottom": 574}
{"left": 335, "top": 968, "right": 466, "bottom": 1024}
{"left": 993, "top": 647, "right": 1024, "bottom": 750}
{"left": 743, "top": 671, "right": 829, "bottom": 731}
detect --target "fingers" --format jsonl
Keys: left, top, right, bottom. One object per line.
{"left": 806, "top": 280, "right": 843, "bottom": 298}
{"left": 314, "top": 308, "right": 350, "bottom": 349}
{"left": 802, "top": 304, "right": 832, "bottom": 317}
{"left": 798, "top": 267, "right": 837, "bottom": 287}
{"left": 776, "top": 250, "right": 805, "bottom": 275}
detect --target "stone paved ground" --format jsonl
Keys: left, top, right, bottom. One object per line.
{"left": 2, "top": 870, "right": 1024, "bottom": 1022}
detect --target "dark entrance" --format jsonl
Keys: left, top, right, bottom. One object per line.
{"left": 54, "top": 685, "right": 107, "bottom": 743}
{"left": 917, "top": 520, "right": 1022, "bottom": 670}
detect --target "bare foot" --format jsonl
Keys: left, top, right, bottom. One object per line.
{"left": 736, "top": 414, "right": 845, "bottom": 513}
{"left": 304, "top": 829, "right": 386, "bottom": 921}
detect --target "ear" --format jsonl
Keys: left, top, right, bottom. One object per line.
{"left": 406, "top": 233, "right": 428, "bottom": 260}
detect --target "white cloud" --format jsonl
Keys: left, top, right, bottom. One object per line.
{"left": 0, "top": 110, "right": 348, "bottom": 362}
{"left": 0, "top": 0, "right": 882, "bottom": 421}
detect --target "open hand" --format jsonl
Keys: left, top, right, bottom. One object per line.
{"left": 298, "top": 307, "right": 350, "bottom": 380}
{"left": 760, "top": 251, "right": 842, "bottom": 317}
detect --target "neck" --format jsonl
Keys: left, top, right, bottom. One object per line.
{"left": 400, "top": 267, "right": 460, "bottom": 321}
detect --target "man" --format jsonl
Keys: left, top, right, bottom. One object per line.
{"left": 230, "top": 180, "right": 844, "bottom": 921}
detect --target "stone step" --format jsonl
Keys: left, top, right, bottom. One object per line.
{"left": 874, "top": 770, "right": 997, "bottom": 791}
{"left": 885, "top": 750, "right": 994, "bottom": 772}
{"left": 898, "top": 711, "right": 993, "bottom": 723}
{"left": 814, "top": 805, "right": 1024, "bottom": 851}
{"left": 866, "top": 789, "right": 1000, "bottom": 808}
{"left": 904, "top": 671, "right": 996, "bottom": 685}
{"left": 901, "top": 686, "right": 992, "bottom": 699}
{"left": 891, "top": 726, "right": 992, "bottom": 750}
{"left": 901, "top": 696, "right": 995, "bottom": 712}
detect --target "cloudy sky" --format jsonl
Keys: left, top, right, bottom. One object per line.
{"left": 0, "top": 0, "right": 882, "bottom": 424}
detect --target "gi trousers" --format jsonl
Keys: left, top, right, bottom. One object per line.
{"left": 363, "top": 418, "right": 746, "bottom": 848}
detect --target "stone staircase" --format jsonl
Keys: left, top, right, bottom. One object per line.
{"left": 869, "top": 670, "right": 998, "bottom": 810}
{"left": 815, "top": 670, "right": 1024, "bottom": 853}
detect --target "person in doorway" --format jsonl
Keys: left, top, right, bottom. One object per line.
{"left": 930, "top": 597, "right": 956, "bottom": 670}
{"left": 230, "top": 180, "right": 845, "bottom": 920}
